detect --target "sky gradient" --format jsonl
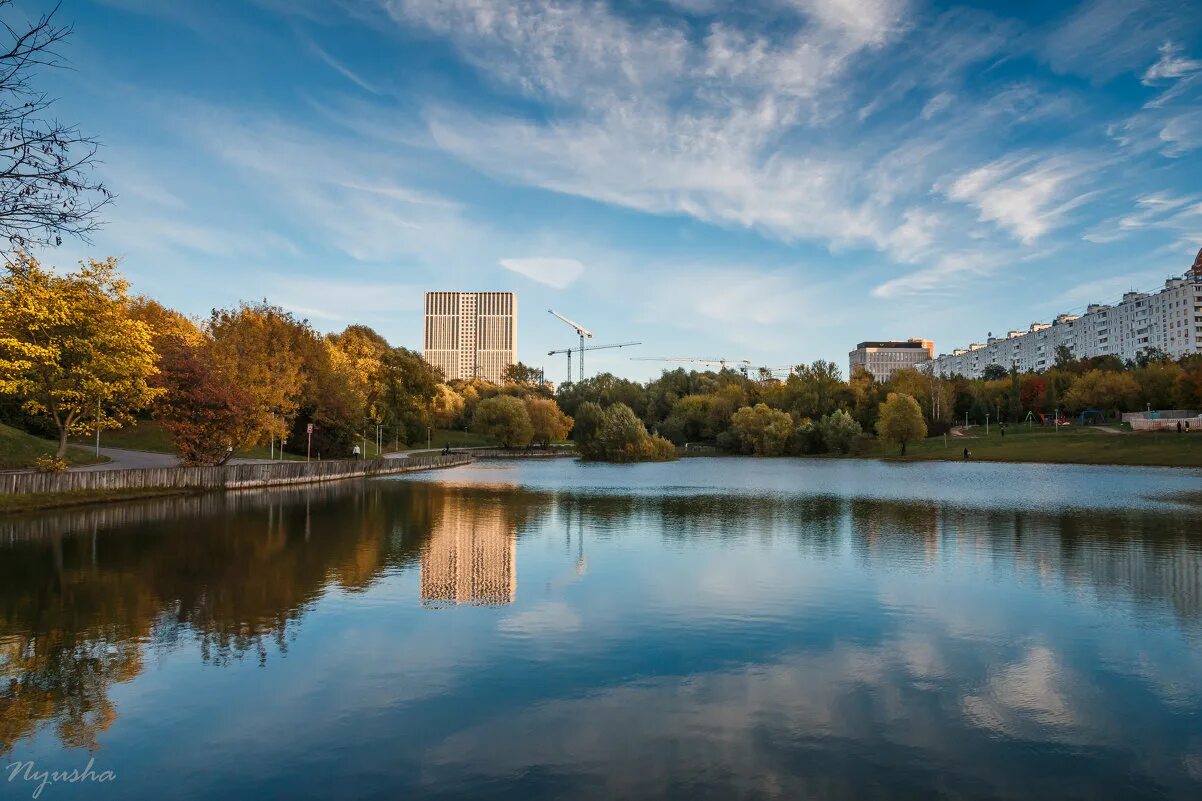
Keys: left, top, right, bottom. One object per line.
{"left": 28, "top": 0, "right": 1202, "bottom": 380}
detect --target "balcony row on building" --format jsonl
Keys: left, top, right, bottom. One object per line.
{"left": 919, "top": 249, "right": 1202, "bottom": 379}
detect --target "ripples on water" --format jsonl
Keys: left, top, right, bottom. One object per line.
{"left": 1, "top": 457, "right": 1200, "bottom": 800}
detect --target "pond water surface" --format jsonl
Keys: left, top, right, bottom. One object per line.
{"left": 2, "top": 458, "right": 1201, "bottom": 800}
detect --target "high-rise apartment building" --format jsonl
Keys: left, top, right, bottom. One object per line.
{"left": 923, "top": 249, "right": 1202, "bottom": 378}
{"left": 423, "top": 291, "right": 517, "bottom": 383}
{"left": 849, "top": 339, "right": 936, "bottom": 381}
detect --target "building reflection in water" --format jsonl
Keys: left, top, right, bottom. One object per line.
{"left": 420, "top": 499, "right": 517, "bottom": 607}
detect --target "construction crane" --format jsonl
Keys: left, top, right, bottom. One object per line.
{"left": 547, "top": 309, "right": 593, "bottom": 383}
{"left": 548, "top": 342, "right": 641, "bottom": 385}
{"left": 631, "top": 357, "right": 754, "bottom": 377}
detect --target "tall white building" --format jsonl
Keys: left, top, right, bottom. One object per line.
{"left": 423, "top": 292, "right": 517, "bottom": 383}
{"left": 923, "top": 249, "right": 1202, "bottom": 378}
{"left": 849, "top": 339, "right": 936, "bottom": 381}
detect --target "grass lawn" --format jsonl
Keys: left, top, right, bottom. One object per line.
{"left": 78, "top": 419, "right": 174, "bottom": 452}
{"left": 869, "top": 423, "right": 1202, "bottom": 468}
{"left": 0, "top": 423, "right": 109, "bottom": 470}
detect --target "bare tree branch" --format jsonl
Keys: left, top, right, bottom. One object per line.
{"left": 0, "top": 0, "right": 110, "bottom": 252}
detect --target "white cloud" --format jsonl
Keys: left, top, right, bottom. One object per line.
{"left": 499, "top": 257, "right": 584, "bottom": 288}
{"left": 1083, "top": 191, "right": 1202, "bottom": 244}
{"left": 942, "top": 155, "right": 1096, "bottom": 243}
{"left": 498, "top": 600, "right": 582, "bottom": 637}
{"left": 1142, "top": 41, "right": 1202, "bottom": 84}
{"left": 872, "top": 249, "right": 1007, "bottom": 298}
{"left": 1041, "top": 0, "right": 1183, "bottom": 81}
{"left": 920, "top": 91, "right": 954, "bottom": 120}
{"left": 302, "top": 36, "right": 384, "bottom": 95}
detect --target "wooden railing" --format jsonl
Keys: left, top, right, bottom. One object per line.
{"left": 0, "top": 453, "right": 471, "bottom": 496}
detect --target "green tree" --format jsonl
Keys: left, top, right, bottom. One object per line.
{"left": 570, "top": 401, "right": 604, "bottom": 458}
{"left": 0, "top": 254, "right": 159, "bottom": 458}
{"left": 764, "top": 360, "right": 849, "bottom": 419}
{"left": 597, "top": 402, "right": 646, "bottom": 457}
{"left": 982, "top": 364, "right": 1008, "bottom": 381}
{"left": 472, "top": 395, "right": 533, "bottom": 448}
{"left": 503, "top": 362, "right": 543, "bottom": 387}
{"left": 729, "top": 403, "right": 793, "bottom": 455}
{"left": 816, "top": 409, "right": 862, "bottom": 454}
{"left": 875, "top": 392, "right": 927, "bottom": 455}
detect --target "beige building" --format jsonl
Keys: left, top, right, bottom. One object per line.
{"left": 423, "top": 291, "right": 517, "bottom": 383}
{"left": 849, "top": 339, "right": 936, "bottom": 381}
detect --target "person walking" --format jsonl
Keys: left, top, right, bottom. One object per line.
{"left": 963, "top": 447, "right": 970, "bottom": 460}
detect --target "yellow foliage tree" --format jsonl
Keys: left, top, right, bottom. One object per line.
{"left": 205, "top": 301, "right": 313, "bottom": 450}
{"left": 0, "top": 254, "right": 159, "bottom": 457}
{"left": 431, "top": 383, "right": 465, "bottom": 429}
{"left": 875, "top": 392, "right": 927, "bottom": 455}
{"left": 524, "top": 397, "right": 573, "bottom": 446}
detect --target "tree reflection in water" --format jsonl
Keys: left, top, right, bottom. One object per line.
{"left": 1, "top": 478, "right": 1198, "bottom": 757}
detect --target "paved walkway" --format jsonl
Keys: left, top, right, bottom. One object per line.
{"left": 73, "top": 447, "right": 180, "bottom": 471}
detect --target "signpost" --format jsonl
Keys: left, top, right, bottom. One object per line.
{"left": 307, "top": 423, "right": 314, "bottom": 462}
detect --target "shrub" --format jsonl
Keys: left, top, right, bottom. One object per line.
{"left": 33, "top": 454, "right": 68, "bottom": 473}
{"left": 816, "top": 409, "right": 862, "bottom": 454}
{"left": 788, "top": 420, "right": 824, "bottom": 455}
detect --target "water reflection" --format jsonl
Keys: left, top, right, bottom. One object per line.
{"left": 421, "top": 496, "right": 518, "bottom": 607}
{"left": 0, "top": 463, "right": 1200, "bottom": 800}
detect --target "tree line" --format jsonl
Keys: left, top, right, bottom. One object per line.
{"left": 4, "top": 255, "right": 1200, "bottom": 465}
{"left": 552, "top": 346, "right": 1202, "bottom": 457}
{"left": 0, "top": 255, "right": 584, "bottom": 465}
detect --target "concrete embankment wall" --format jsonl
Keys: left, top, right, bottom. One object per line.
{"left": 0, "top": 453, "right": 470, "bottom": 495}
{"left": 469, "top": 448, "right": 577, "bottom": 459}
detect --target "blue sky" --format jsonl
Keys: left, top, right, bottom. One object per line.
{"left": 27, "top": 0, "right": 1202, "bottom": 380}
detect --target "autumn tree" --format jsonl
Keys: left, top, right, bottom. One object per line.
{"left": 0, "top": 1, "right": 111, "bottom": 252}
{"left": 0, "top": 254, "right": 158, "bottom": 457}
{"left": 875, "top": 392, "right": 927, "bottom": 456}
{"left": 204, "top": 301, "right": 313, "bottom": 452}
{"left": 472, "top": 395, "right": 533, "bottom": 448}
{"left": 1063, "top": 370, "right": 1139, "bottom": 417}
{"left": 153, "top": 339, "right": 253, "bottom": 465}
{"left": 431, "top": 383, "right": 465, "bottom": 429}
{"left": 524, "top": 397, "right": 572, "bottom": 446}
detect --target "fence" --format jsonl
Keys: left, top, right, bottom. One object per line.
{"left": 1128, "top": 416, "right": 1202, "bottom": 432}
{"left": 1122, "top": 410, "right": 1199, "bottom": 423}
{"left": 0, "top": 453, "right": 471, "bottom": 496}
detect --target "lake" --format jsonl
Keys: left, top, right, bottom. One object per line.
{"left": 2, "top": 458, "right": 1201, "bottom": 800}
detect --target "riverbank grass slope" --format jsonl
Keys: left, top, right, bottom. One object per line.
{"left": 0, "top": 423, "right": 109, "bottom": 470}
{"left": 874, "top": 424, "right": 1202, "bottom": 468}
